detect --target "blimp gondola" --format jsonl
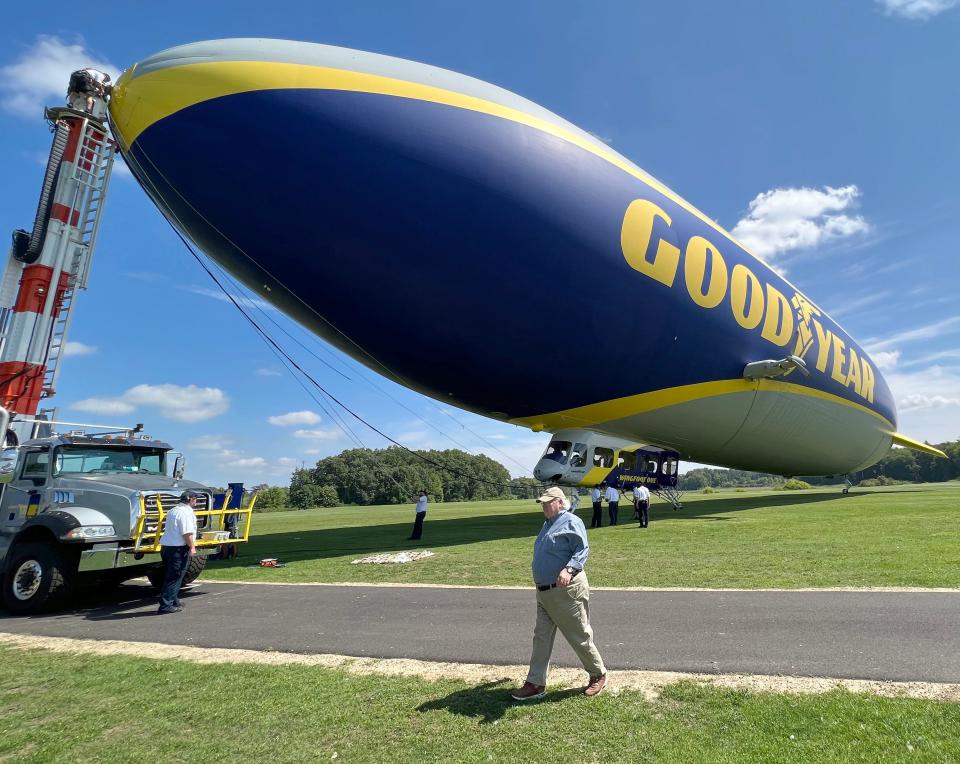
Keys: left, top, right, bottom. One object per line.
{"left": 533, "top": 429, "right": 683, "bottom": 509}
{"left": 107, "top": 38, "right": 944, "bottom": 477}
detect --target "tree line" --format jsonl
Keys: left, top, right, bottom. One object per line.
{"left": 679, "top": 439, "right": 960, "bottom": 490}
{"left": 271, "top": 446, "right": 525, "bottom": 508}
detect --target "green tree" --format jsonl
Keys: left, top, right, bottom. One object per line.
{"left": 510, "top": 477, "right": 541, "bottom": 499}
{"left": 316, "top": 485, "right": 339, "bottom": 507}
{"left": 289, "top": 483, "right": 325, "bottom": 509}
{"left": 255, "top": 486, "right": 289, "bottom": 509}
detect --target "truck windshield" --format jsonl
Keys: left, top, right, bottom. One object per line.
{"left": 53, "top": 446, "right": 167, "bottom": 476}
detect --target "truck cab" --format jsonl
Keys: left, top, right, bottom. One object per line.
{"left": 0, "top": 426, "right": 251, "bottom": 614}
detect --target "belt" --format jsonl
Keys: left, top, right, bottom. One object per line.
{"left": 536, "top": 570, "right": 580, "bottom": 591}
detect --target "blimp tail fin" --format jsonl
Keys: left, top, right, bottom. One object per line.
{"left": 891, "top": 433, "right": 947, "bottom": 459}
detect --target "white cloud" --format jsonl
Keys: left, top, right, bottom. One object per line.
{"left": 304, "top": 448, "right": 321, "bottom": 455}
{"left": 1, "top": 35, "right": 119, "bottom": 118}
{"left": 899, "top": 393, "right": 960, "bottom": 411}
{"left": 226, "top": 456, "right": 267, "bottom": 468}
{"left": 293, "top": 428, "right": 342, "bottom": 440}
{"left": 186, "top": 286, "right": 275, "bottom": 312}
{"left": 256, "top": 367, "right": 283, "bottom": 377}
{"left": 63, "top": 341, "right": 97, "bottom": 357}
{"left": 730, "top": 185, "right": 869, "bottom": 261}
{"left": 71, "top": 398, "right": 135, "bottom": 416}
{"left": 886, "top": 365, "right": 960, "bottom": 442}
{"left": 900, "top": 349, "right": 960, "bottom": 368}
{"left": 71, "top": 383, "right": 229, "bottom": 422}
{"left": 268, "top": 410, "right": 322, "bottom": 427}
{"left": 865, "top": 316, "right": 960, "bottom": 352}
{"left": 188, "top": 434, "right": 230, "bottom": 451}
{"left": 878, "top": 0, "right": 960, "bottom": 19}
{"left": 873, "top": 351, "right": 901, "bottom": 370}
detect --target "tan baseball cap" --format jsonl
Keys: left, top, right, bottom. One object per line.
{"left": 536, "top": 486, "right": 567, "bottom": 504}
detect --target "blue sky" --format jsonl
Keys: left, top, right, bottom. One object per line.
{"left": 2, "top": 1, "right": 958, "bottom": 487}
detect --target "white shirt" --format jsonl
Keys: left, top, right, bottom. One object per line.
{"left": 604, "top": 486, "right": 619, "bottom": 502}
{"left": 633, "top": 485, "right": 650, "bottom": 501}
{"left": 159, "top": 502, "right": 197, "bottom": 546}
{"left": 591, "top": 488, "right": 601, "bottom": 502}
{"left": 415, "top": 495, "right": 428, "bottom": 514}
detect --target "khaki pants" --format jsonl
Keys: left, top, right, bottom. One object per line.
{"left": 526, "top": 574, "right": 606, "bottom": 686}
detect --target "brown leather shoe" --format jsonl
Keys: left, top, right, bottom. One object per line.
{"left": 584, "top": 673, "right": 606, "bottom": 697}
{"left": 511, "top": 681, "right": 546, "bottom": 701}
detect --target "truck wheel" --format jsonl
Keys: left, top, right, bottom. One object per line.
{"left": 146, "top": 555, "right": 206, "bottom": 592}
{"left": 3, "top": 543, "right": 76, "bottom": 615}
{"left": 182, "top": 554, "right": 207, "bottom": 586}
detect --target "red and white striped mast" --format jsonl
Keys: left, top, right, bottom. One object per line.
{"left": 0, "top": 77, "right": 116, "bottom": 443}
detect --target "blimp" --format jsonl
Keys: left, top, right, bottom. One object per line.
{"left": 106, "top": 38, "right": 944, "bottom": 478}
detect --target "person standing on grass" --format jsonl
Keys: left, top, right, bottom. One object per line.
{"left": 408, "top": 489, "right": 428, "bottom": 541}
{"left": 591, "top": 484, "right": 603, "bottom": 528}
{"left": 632, "top": 483, "right": 650, "bottom": 528}
{"left": 604, "top": 482, "right": 621, "bottom": 526}
{"left": 157, "top": 491, "right": 198, "bottom": 615}
{"left": 512, "top": 486, "right": 607, "bottom": 701}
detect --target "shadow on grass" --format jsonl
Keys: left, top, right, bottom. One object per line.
{"left": 417, "top": 679, "right": 583, "bottom": 723}
{"left": 206, "top": 493, "right": 847, "bottom": 572}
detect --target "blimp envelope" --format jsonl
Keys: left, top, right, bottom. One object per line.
{"left": 108, "top": 38, "right": 938, "bottom": 476}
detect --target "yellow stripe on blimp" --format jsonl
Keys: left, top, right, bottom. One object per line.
{"left": 109, "top": 60, "right": 758, "bottom": 263}
{"left": 510, "top": 378, "right": 895, "bottom": 432}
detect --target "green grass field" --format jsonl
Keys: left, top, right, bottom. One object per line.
{"left": 2, "top": 646, "right": 958, "bottom": 764}
{"left": 203, "top": 482, "right": 960, "bottom": 589}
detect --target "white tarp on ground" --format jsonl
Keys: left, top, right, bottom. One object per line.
{"left": 351, "top": 551, "right": 436, "bottom": 565}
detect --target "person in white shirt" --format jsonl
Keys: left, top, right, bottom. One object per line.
{"left": 157, "top": 491, "right": 199, "bottom": 614}
{"left": 632, "top": 484, "right": 651, "bottom": 528}
{"left": 604, "top": 484, "right": 621, "bottom": 526}
{"left": 590, "top": 485, "right": 603, "bottom": 528}
{"left": 408, "top": 490, "right": 428, "bottom": 541}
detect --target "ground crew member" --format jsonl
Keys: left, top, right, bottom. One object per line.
{"left": 157, "top": 491, "right": 198, "bottom": 615}
{"left": 632, "top": 483, "right": 650, "bottom": 528}
{"left": 604, "top": 483, "right": 620, "bottom": 526}
{"left": 408, "top": 489, "right": 428, "bottom": 540}
{"left": 590, "top": 484, "right": 602, "bottom": 528}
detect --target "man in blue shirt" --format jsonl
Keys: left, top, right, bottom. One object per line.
{"left": 512, "top": 486, "right": 607, "bottom": 700}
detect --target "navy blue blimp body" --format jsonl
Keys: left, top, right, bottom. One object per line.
{"left": 109, "top": 39, "right": 913, "bottom": 476}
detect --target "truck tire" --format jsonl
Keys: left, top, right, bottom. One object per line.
{"left": 145, "top": 554, "right": 206, "bottom": 592}
{"left": 182, "top": 554, "right": 206, "bottom": 586}
{"left": 3, "top": 543, "right": 76, "bottom": 615}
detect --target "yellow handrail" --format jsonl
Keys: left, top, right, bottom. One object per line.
{"left": 132, "top": 492, "right": 258, "bottom": 552}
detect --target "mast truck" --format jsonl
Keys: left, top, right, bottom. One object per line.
{"left": 0, "top": 71, "right": 253, "bottom": 614}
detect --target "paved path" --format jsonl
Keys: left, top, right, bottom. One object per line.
{"left": 2, "top": 581, "right": 958, "bottom": 683}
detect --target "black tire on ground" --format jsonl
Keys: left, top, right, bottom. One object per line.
{"left": 182, "top": 554, "right": 206, "bottom": 586}
{"left": 145, "top": 554, "right": 207, "bottom": 592}
{"left": 2, "top": 542, "right": 77, "bottom": 615}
